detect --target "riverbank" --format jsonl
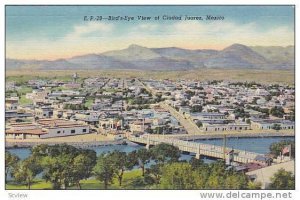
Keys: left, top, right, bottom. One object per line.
{"left": 165, "top": 130, "right": 294, "bottom": 140}
{"left": 5, "top": 133, "right": 122, "bottom": 148}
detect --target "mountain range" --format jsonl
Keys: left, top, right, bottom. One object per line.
{"left": 6, "top": 44, "right": 294, "bottom": 71}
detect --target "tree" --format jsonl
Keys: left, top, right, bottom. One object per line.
{"left": 33, "top": 144, "right": 96, "bottom": 189}
{"left": 191, "top": 105, "right": 202, "bottom": 112}
{"left": 93, "top": 153, "right": 115, "bottom": 189}
{"left": 5, "top": 151, "right": 20, "bottom": 183}
{"left": 272, "top": 124, "right": 281, "bottom": 130}
{"left": 150, "top": 143, "right": 181, "bottom": 164}
{"left": 189, "top": 157, "right": 204, "bottom": 169}
{"left": 269, "top": 140, "right": 295, "bottom": 158}
{"left": 196, "top": 121, "right": 203, "bottom": 127}
{"left": 69, "top": 149, "right": 97, "bottom": 189}
{"left": 136, "top": 148, "right": 151, "bottom": 176}
{"left": 224, "top": 172, "right": 248, "bottom": 189}
{"left": 270, "top": 106, "right": 285, "bottom": 118}
{"left": 269, "top": 169, "right": 295, "bottom": 189}
{"left": 110, "top": 150, "right": 137, "bottom": 186}
{"left": 41, "top": 153, "right": 73, "bottom": 189}
{"left": 159, "top": 162, "right": 196, "bottom": 189}
{"left": 12, "top": 156, "right": 42, "bottom": 189}
{"left": 247, "top": 181, "right": 262, "bottom": 189}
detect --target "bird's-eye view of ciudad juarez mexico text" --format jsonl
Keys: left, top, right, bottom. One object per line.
{"left": 5, "top": 5, "right": 295, "bottom": 190}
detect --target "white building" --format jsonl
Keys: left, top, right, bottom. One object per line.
{"left": 37, "top": 119, "right": 90, "bottom": 138}
{"left": 202, "top": 122, "right": 250, "bottom": 132}
{"left": 251, "top": 119, "right": 294, "bottom": 130}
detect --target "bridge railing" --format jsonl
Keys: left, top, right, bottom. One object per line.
{"left": 128, "top": 135, "right": 263, "bottom": 162}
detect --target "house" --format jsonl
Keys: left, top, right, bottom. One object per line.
{"left": 129, "top": 120, "right": 152, "bottom": 133}
{"left": 5, "top": 110, "right": 33, "bottom": 122}
{"left": 37, "top": 119, "right": 90, "bottom": 138}
{"left": 26, "top": 90, "right": 49, "bottom": 104}
{"left": 188, "top": 112, "right": 226, "bottom": 121}
{"left": 202, "top": 122, "right": 250, "bottom": 132}
{"left": 178, "top": 106, "right": 190, "bottom": 115}
{"left": 99, "top": 118, "right": 123, "bottom": 131}
{"left": 35, "top": 106, "right": 54, "bottom": 118}
{"left": 5, "top": 97, "right": 19, "bottom": 110}
{"left": 75, "top": 112, "right": 100, "bottom": 125}
{"left": 6, "top": 123, "right": 48, "bottom": 139}
{"left": 251, "top": 119, "right": 295, "bottom": 130}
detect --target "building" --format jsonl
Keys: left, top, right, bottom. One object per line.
{"left": 202, "top": 122, "right": 250, "bottom": 132}
{"left": 5, "top": 97, "right": 19, "bottom": 110}
{"left": 251, "top": 119, "right": 294, "bottom": 130}
{"left": 35, "top": 106, "right": 54, "bottom": 118}
{"left": 5, "top": 123, "right": 47, "bottom": 139}
{"left": 129, "top": 120, "right": 152, "bottom": 133}
{"left": 37, "top": 119, "right": 90, "bottom": 138}
{"left": 188, "top": 112, "right": 226, "bottom": 121}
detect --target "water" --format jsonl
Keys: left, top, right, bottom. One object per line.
{"left": 195, "top": 136, "right": 295, "bottom": 154}
{"left": 6, "top": 137, "right": 294, "bottom": 161}
{"left": 7, "top": 148, "right": 32, "bottom": 160}
{"left": 6, "top": 137, "right": 293, "bottom": 181}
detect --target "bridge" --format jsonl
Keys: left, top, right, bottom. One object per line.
{"left": 128, "top": 135, "right": 266, "bottom": 164}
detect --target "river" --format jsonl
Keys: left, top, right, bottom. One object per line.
{"left": 6, "top": 136, "right": 294, "bottom": 160}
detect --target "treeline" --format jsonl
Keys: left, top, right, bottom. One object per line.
{"left": 5, "top": 143, "right": 294, "bottom": 190}
{"left": 6, "top": 143, "right": 250, "bottom": 190}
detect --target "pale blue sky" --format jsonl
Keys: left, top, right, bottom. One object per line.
{"left": 6, "top": 6, "right": 294, "bottom": 60}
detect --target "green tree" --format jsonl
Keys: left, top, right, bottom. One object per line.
{"left": 136, "top": 148, "right": 151, "bottom": 176}
{"left": 247, "top": 181, "right": 262, "bottom": 189}
{"left": 270, "top": 106, "right": 285, "bottom": 118}
{"left": 159, "top": 162, "right": 196, "bottom": 189}
{"left": 224, "top": 172, "right": 248, "bottom": 189}
{"left": 269, "top": 169, "right": 295, "bottom": 189}
{"left": 191, "top": 105, "right": 202, "bottom": 113}
{"left": 69, "top": 149, "right": 97, "bottom": 189}
{"left": 150, "top": 143, "right": 181, "bottom": 164}
{"left": 12, "top": 156, "right": 42, "bottom": 189}
{"left": 33, "top": 144, "right": 96, "bottom": 189}
{"left": 5, "top": 151, "right": 20, "bottom": 183}
{"left": 189, "top": 157, "right": 204, "bottom": 169}
{"left": 196, "top": 121, "right": 203, "bottom": 127}
{"left": 269, "top": 140, "right": 294, "bottom": 158}
{"left": 93, "top": 153, "right": 115, "bottom": 189}
{"left": 110, "top": 151, "right": 137, "bottom": 186}
{"left": 272, "top": 124, "right": 281, "bottom": 130}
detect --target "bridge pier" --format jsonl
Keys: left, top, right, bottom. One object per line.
{"left": 128, "top": 135, "right": 260, "bottom": 164}
{"left": 146, "top": 134, "right": 150, "bottom": 150}
{"left": 195, "top": 145, "right": 201, "bottom": 159}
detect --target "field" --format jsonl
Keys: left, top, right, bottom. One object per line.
{"left": 6, "top": 69, "right": 294, "bottom": 85}
{"left": 6, "top": 170, "right": 146, "bottom": 190}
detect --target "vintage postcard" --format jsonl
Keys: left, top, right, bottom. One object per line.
{"left": 5, "top": 5, "right": 295, "bottom": 194}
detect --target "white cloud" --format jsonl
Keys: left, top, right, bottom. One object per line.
{"left": 132, "top": 23, "right": 158, "bottom": 32}
{"left": 64, "top": 22, "right": 114, "bottom": 41}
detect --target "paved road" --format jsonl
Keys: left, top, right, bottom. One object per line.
{"left": 159, "top": 102, "right": 202, "bottom": 135}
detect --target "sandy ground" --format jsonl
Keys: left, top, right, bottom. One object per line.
{"left": 167, "top": 129, "right": 295, "bottom": 137}
{"left": 5, "top": 133, "right": 116, "bottom": 147}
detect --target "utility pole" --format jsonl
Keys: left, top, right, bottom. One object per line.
{"left": 143, "top": 117, "right": 145, "bottom": 133}
{"left": 223, "top": 134, "right": 227, "bottom": 161}
{"left": 289, "top": 144, "right": 292, "bottom": 160}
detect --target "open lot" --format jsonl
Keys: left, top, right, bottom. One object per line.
{"left": 6, "top": 69, "right": 294, "bottom": 85}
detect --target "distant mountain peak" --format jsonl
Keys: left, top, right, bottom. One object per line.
{"left": 6, "top": 44, "right": 294, "bottom": 71}
{"left": 223, "top": 43, "right": 249, "bottom": 51}
{"left": 127, "top": 44, "right": 146, "bottom": 49}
